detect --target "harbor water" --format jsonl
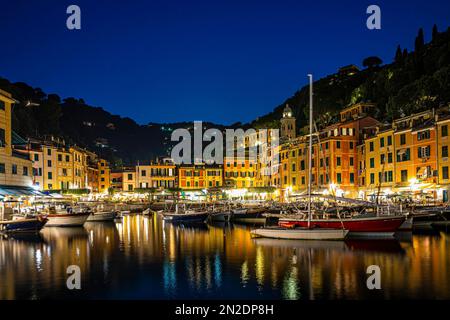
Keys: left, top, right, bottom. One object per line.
{"left": 0, "top": 214, "right": 449, "bottom": 299}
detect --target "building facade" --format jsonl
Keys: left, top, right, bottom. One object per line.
{"left": 0, "top": 89, "right": 33, "bottom": 189}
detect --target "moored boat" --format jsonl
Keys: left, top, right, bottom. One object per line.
{"left": 398, "top": 216, "right": 413, "bottom": 231}
{"left": 411, "top": 211, "right": 444, "bottom": 230}
{"left": 250, "top": 75, "right": 349, "bottom": 241}
{"left": 278, "top": 214, "right": 405, "bottom": 238}
{"left": 251, "top": 226, "right": 349, "bottom": 240}
{"left": 210, "top": 211, "right": 231, "bottom": 222}
{"left": 162, "top": 210, "right": 209, "bottom": 223}
{"left": 86, "top": 211, "right": 117, "bottom": 222}
{"left": 45, "top": 212, "right": 90, "bottom": 227}
{"left": 0, "top": 216, "right": 48, "bottom": 233}
{"left": 231, "top": 208, "right": 267, "bottom": 224}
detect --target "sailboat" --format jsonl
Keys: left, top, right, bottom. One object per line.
{"left": 251, "top": 74, "right": 349, "bottom": 240}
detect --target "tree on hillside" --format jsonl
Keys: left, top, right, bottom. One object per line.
{"left": 432, "top": 24, "right": 439, "bottom": 42}
{"left": 363, "top": 56, "right": 383, "bottom": 69}
{"left": 395, "top": 45, "right": 403, "bottom": 63}
{"left": 415, "top": 28, "right": 425, "bottom": 52}
{"left": 402, "top": 48, "right": 408, "bottom": 60}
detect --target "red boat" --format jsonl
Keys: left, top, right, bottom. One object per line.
{"left": 278, "top": 215, "right": 406, "bottom": 238}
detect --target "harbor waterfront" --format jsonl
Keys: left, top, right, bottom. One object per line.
{"left": 1, "top": 214, "right": 449, "bottom": 300}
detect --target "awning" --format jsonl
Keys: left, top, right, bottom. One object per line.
{"left": 0, "top": 185, "right": 46, "bottom": 198}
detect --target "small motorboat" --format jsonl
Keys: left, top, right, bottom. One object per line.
{"left": 411, "top": 211, "right": 444, "bottom": 230}
{"left": 87, "top": 211, "right": 117, "bottom": 222}
{"left": 161, "top": 203, "right": 209, "bottom": 223}
{"left": 162, "top": 210, "right": 209, "bottom": 223}
{"left": 231, "top": 208, "right": 267, "bottom": 224}
{"left": 210, "top": 211, "right": 231, "bottom": 222}
{"left": 250, "top": 226, "right": 349, "bottom": 240}
{"left": 0, "top": 215, "right": 48, "bottom": 234}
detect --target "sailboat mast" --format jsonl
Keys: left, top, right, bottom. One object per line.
{"left": 308, "top": 74, "right": 313, "bottom": 228}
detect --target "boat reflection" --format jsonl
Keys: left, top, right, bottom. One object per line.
{"left": 345, "top": 239, "right": 405, "bottom": 254}
{"left": 0, "top": 215, "right": 449, "bottom": 299}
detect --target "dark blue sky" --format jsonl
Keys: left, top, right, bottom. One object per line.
{"left": 1, "top": 0, "right": 449, "bottom": 125}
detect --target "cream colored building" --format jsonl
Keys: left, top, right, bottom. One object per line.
{"left": 0, "top": 89, "right": 33, "bottom": 189}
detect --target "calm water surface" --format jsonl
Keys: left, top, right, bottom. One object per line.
{"left": 1, "top": 215, "right": 449, "bottom": 300}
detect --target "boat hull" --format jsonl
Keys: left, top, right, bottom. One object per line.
{"left": 278, "top": 215, "right": 405, "bottom": 235}
{"left": 162, "top": 212, "right": 209, "bottom": 223}
{"left": 45, "top": 213, "right": 90, "bottom": 227}
{"left": 87, "top": 211, "right": 117, "bottom": 222}
{"left": 210, "top": 212, "right": 231, "bottom": 222}
{"left": 1, "top": 218, "right": 48, "bottom": 233}
{"left": 231, "top": 212, "right": 266, "bottom": 224}
{"left": 412, "top": 213, "right": 445, "bottom": 230}
{"left": 251, "top": 227, "right": 348, "bottom": 240}
{"left": 398, "top": 217, "right": 413, "bottom": 231}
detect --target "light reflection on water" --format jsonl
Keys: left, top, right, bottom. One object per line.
{"left": 0, "top": 215, "right": 449, "bottom": 300}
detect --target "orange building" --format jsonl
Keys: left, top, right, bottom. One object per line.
{"left": 277, "top": 103, "right": 379, "bottom": 198}
{"left": 110, "top": 171, "right": 123, "bottom": 191}
{"left": 178, "top": 164, "right": 206, "bottom": 189}
{"left": 392, "top": 110, "right": 438, "bottom": 198}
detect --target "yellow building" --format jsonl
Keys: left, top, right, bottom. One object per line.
{"left": 70, "top": 146, "right": 88, "bottom": 189}
{"left": 0, "top": 89, "right": 33, "bottom": 189}
{"left": 436, "top": 113, "right": 450, "bottom": 202}
{"left": 363, "top": 126, "right": 396, "bottom": 198}
{"left": 224, "top": 157, "right": 256, "bottom": 188}
{"left": 25, "top": 138, "right": 91, "bottom": 191}
{"left": 98, "top": 159, "right": 110, "bottom": 192}
{"left": 205, "top": 166, "right": 223, "bottom": 188}
{"left": 356, "top": 109, "right": 445, "bottom": 202}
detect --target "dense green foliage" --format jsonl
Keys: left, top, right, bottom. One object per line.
{"left": 251, "top": 25, "right": 450, "bottom": 131}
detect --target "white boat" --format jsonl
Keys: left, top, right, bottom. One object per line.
{"left": 45, "top": 212, "right": 90, "bottom": 227}
{"left": 86, "top": 211, "right": 117, "bottom": 222}
{"left": 251, "top": 227, "right": 349, "bottom": 240}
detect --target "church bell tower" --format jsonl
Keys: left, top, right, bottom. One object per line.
{"left": 280, "top": 104, "right": 296, "bottom": 140}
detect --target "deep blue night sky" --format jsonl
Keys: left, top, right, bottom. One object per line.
{"left": 0, "top": 0, "right": 449, "bottom": 125}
